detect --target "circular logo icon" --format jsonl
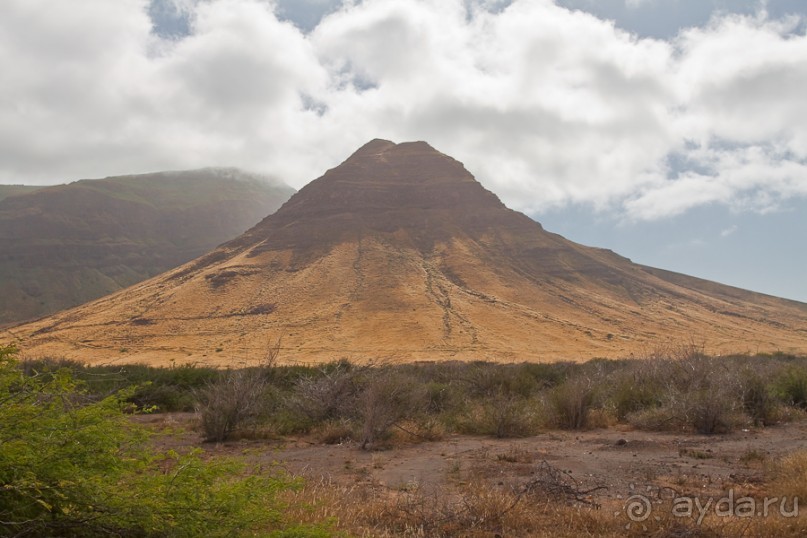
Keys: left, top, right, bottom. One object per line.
{"left": 624, "top": 494, "right": 652, "bottom": 522}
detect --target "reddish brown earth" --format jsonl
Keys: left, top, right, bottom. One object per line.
{"left": 6, "top": 140, "right": 807, "bottom": 365}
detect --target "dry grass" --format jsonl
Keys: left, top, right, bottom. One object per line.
{"left": 770, "top": 450, "right": 807, "bottom": 500}
{"left": 279, "top": 480, "right": 793, "bottom": 537}
{"left": 275, "top": 467, "right": 807, "bottom": 537}
{"left": 279, "top": 477, "right": 629, "bottom": 537}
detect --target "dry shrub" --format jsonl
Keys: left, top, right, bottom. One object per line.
{"left": 456, "top": 393, "right": 542, "bottom": 438}
{"left": 673, "top": 356, "right": 747, "bottom": 434}
{"left": 521, "top": 460, "right": 607, "bottom": 505}
{"left": 627, "top": 390, "right": 747, "bottom": 434}
{"left": 623, "top": 349, "right": 748, "bottom": 434}
{"left": 423, "top": 380, "right": 461, "bottom": 414}
{"left": 195, "top": 342, "right": 279, "bottom": 442}
{"left": 314, "top": 419, "right": 356, "bottom": 445}
{"left": 196, "top": 368, "right": 268, "bottom": 442}
{"left": 627, "top": 406, "right": 684, "bottom": 431}
{"left": 288, "top": 362, "right": 363, "bottom": 423}
{"left": 392, "top": 417, "right": 446, "bottom": 443}
{"left": 772, "top": 405, "right": 807, "bottom": 424}
{"left": 686, "top": 388, "right": 748, "bottom": 434}
{"left": 360, "top": 371, "right": 428, "bottom": 450}
{"left": 482, "top": 393, "right": 542, "bottom": 438}
{"left": 548, "top": 376, "right": 598, "bottom": 430}
{"left": 587, "top": 407, "right": 617, "bottom": 428}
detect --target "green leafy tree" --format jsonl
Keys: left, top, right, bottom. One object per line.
{"left": 0, "top": 345, "right": 329, "bottom": 537}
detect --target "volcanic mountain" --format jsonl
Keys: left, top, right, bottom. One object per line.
{"left": 6, "top": 140, "right": 807, "bottom": 365}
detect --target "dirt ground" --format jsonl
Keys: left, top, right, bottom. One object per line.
{"left": 139, "top": 414, "right": 807, "bottom": 506}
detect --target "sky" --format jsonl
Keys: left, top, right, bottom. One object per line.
{"left": 1, "top": 0, "right": 805, "bottom": 302}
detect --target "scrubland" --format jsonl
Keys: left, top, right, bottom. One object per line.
{"left": 4, "top": 342, "right": 807, "bottom": 536}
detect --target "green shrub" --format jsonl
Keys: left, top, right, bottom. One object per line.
{"left": 742, "top": 372, "right": 779, "bottom": 426}
{"left": 609, "top": 376, "right": 663, "bottom": 420}
{"left": 423, "top": 380, "right": 462, "bottom": 414}
{"left": 462, "top": 363, "right": 541, "bottom": 398}
{"left": 479, "top": 393, "right": 541, "bottom": 438}
{"left": 517, "top": 362, "right": 570, "bottom": 389}
{"left": 21, "top": 358, "right": 220, "bottom": 412}
{"left": 359, "top": 371, "right": 428, "bottom": 449}
{"left": 775, "top": 366, "right": 807, "bottom": 409}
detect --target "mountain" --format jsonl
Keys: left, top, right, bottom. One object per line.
{"left": 0, "top": 168, "right": 294, "bottom": 325}
{"left": 5, "top": 141, "right": 806, "bottom": 364}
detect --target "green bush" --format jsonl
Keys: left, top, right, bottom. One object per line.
{"left": 775, "top": 366, "right": 807, "bottom": 409}
{"left": 479, "top": 393, "right": 541, "bottom": 438}
{"left": 742, "top": 372, "right": 779, "bottom": 426}
{"left": 517, "top": 362, "right": 570, "bottom": 389}
{"left": 462, "top": 363, "right": 541, "bottom": 398}
{"left": 20, "top": 358, "right": 220, "bottom": 412}
{"left": 609, "top": 376, "right": 663, "bottom": 420}
{"left": 423, "top": 380, "right": 462, "bottom": 414}
{"left": 0, "top": 345, "right": 328, "bottom": 537}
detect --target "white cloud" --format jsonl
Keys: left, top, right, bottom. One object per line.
{"left": 0, "top": 0, "right": 805, "bottom": 221}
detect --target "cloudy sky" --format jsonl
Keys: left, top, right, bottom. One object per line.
{"left": 1, "top": 0, "right": 806, "bottom": 302}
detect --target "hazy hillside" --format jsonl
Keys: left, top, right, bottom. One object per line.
{"left": 0, "top": 168, "right": 294, "bottom": 325}
{"left": 0, "top": 185, "right": 43, "bottom": 202}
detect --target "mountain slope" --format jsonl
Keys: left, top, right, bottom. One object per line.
{"left": 0, "top": 185, "right": 43, "bottom": 202}
{"left": 0, "top": 169, "right": 294, "bottom": 325}
{"left": 6, "top": 141, "right": 806, "bottom": 364}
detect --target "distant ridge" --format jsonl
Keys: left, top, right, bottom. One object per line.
{"left": 7, "top": 141, "right": 807, "bottom": 365}
{"left": 0, "top": 184, "right": 43, "bottom": 202}
{"left": 0, "top": 168, "right": 294, "bottom": 324}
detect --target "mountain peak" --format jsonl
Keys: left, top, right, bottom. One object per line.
{"left": 348, "top": 139, "right": 440, "bottom": 160}
{"left": 349, "top": 138, "right": 396, "bottom": 158}
{"left": 233, "top": 139, "right": 509, "bottom": 256}
{"left": 346, "top": 139, "right": 449, "bottom": 166}
{"left": 386, "top": 140, "right": 439, "bottom": 154}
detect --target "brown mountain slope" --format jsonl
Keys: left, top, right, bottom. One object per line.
{"left": 6, "top": 141, "right": 806, "bottom": 365}
{"left": 0, "top": 169, "right": 294, "bottom": 325}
